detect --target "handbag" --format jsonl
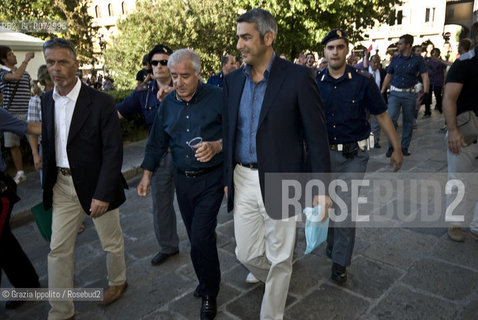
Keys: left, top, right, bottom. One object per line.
{"left": 456, "top": 111, "right": 478, "bottom": 145}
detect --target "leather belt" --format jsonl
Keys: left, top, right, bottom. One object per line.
{"left": 237, "top": 162, "right": 258, "bottom": 169}
{"left": 178, "top": 164, "right": 221, "bottom": 178}
{"left": 330, "top": 139, "right": 368, "bottom": 152}
{"left": 390, "top": 85, "right": 416, "bottom": 93}
{"left": 58, "top": 167, "right": 72, "bottom": 176}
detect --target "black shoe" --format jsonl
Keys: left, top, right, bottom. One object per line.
{"left": 331, "top": 263, "right": 347, "bottom": 285}
{"left": 193, "top": 285, "right": 201, "bottom": 298}
{"left": 151, "top": 250, "right": 179, "bottom": 265}
{"left": 385, "top": 148, "right": 393, "bottom": 158}
{"left": 201, "top": 296, "right": 217, "bottom": 320}
{"left": 402, "top": 149, "right": 411, "bottom": 156}
{"left": 325, "top": 245, "right": 333, "bottom": 259}
{"left": 5, "top": 300, "right": 26, "bottom": 309}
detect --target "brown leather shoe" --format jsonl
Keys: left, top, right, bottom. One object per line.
{"left": 101, "top": 281, "right": 128, "bottom": 306}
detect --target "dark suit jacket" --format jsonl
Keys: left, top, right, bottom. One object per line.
{"left": 223, "top": 56, "right": 331, "bottom": 213}
{"left": 362, "top": 66, "right": 388, "bottom": 103}
{"left": 41, "top": 83, "right": 127, "bottom": 214}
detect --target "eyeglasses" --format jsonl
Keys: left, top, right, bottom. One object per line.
{"left": 43, "top": 38, "right": 75, "bottom": 50}
{"left": 151, "top": 59, "right": 168, "bottom": 66}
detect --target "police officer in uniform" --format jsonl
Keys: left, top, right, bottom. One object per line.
{"left": 317, "top": 29, "right": 403, "bottom": 284}
{"left": 117, "top": 44, "right": 180, "bottom": 265}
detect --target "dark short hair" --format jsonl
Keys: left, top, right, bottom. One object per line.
{"left": 237, "top": 8, "right": 278, "bottom": 43}
{"left": 399, "top": 34, "right": 414, "bottom": 46}
{"left": 148, "top": 44, "right": 173, "bottom": 64}
{"left": 37, "top": 65, "right": 50, "bottom": 85}
{"left": 43, "top": 38, "right": 77, "bottom": 60}
{"left": 0, "top": 45, "right": 12, "bottom": 64}
{"left": 458, "top": 38, "right": 473, "bottom": 52}
{"left": 306, "top": 52, "right": 315, "bottom": 59}
{"left": 221, "top": 55, "right": 231, "bottom": 67}
{"left": 431, "top": 48, "right": 441, "bottom": 56}
{"left": 142, "top": 54, "right": 150, "bottom": 66}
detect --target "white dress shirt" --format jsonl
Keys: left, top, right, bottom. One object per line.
{"left": 368, "top": 65, "right": 381, "bottom": 89}
{"left": 53, "top": 78, "right": 81, "bottom": 168}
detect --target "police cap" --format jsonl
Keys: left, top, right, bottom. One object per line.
{"left": 148, "top": 44, "right": 173, "bottom": 62}
{"left": 321, "top": 28, "right": 348, "bottom": 45}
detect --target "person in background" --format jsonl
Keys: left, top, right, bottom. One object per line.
{"left": 0, "top": 46, "right": 35, "bottom": 184}
{"left": 207, "top": 55, "right": 237, "bottom": 88}
{"left": 381, "top": 34, "right": 429, "bottom": 157}
{"left": 0, "top": 108, "right": 41, "bottom": 310}
{"left": 117, "top": 43, "right": 180, "bottom": 266}
{"left": 136, "top": 53, "right": 153, "bottom": 89}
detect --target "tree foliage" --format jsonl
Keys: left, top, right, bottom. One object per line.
{"left": 234, "top": 0, "right": 402, "bottom": 59}
{"left": 104, "top": 0, "right": 238, "bottom": 89}
{"left": 0, "top": 0, "right": 95, "bottom": 66}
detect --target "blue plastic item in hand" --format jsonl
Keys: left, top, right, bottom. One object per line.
{"left": 303, "top": 206, "right": 329, "bottom": 254}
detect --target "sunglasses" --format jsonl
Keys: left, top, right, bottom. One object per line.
{"left": 43, "top": 38, "right": 75, "bottom": 50}
{"left": 151, "top": 59, "right": 168, "bottom": 66}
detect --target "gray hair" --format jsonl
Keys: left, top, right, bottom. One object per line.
{"left": 237, "top": 8, "right": 278, "bottom": 43}
{"left": 167, "top": 48, "right": 201, "bottom": 75}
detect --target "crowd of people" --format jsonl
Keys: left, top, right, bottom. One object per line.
{"left": 1, "top": 7, "right": 477, "bottom": 320}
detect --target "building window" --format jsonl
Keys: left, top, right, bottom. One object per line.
{"left": 121, "top": 2, "right": 126, "bottom": 15}
{"left": 397, "top": 10, "right": 403, "bottom": 25}
{"left": 425, "top": 8, "right": 430, "bottom": 22}
{"left": 432, "top": 8, "right": 435, "bottom": 22}
{"left": 95, "top": 5, "right": 100, "bottom": 18}
{"left": 108, "top": 3, "right": 113, "bottom": 16}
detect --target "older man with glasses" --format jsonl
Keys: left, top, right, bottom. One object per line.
{"left": 41, "top": 38, "right": 128, "bottom": 320}
{"left": 117, "top": 44, "right": 181, "bottom": 266}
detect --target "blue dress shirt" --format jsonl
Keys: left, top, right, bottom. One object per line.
{"left": 235, "top": 54, "right": 275, "bottom": 164}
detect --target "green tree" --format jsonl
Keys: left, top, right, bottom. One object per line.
{"left": 104, "top": 0, "right": 238, "bottom": 89}
{"left": 0, "top": 0, "right": 95, "bottom": 66}
{"left": 234, "top": 0, "right": 402, "bottom": 59}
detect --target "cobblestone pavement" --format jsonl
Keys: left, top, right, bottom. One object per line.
{"left": 1, "top": 110, "right": 477, "bottom": 319}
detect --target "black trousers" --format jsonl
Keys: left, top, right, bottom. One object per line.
{"left": 0, "top": 196, "right": 40, "bottom": 288}
{"left": 424, "top": 85, "right": 443, "bottom": 115}
{"left": 174, "top": 165, "right": 224, "bottom": 298}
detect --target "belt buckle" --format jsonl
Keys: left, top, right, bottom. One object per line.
{"left": 184, "top": 170, "right": 195, "bottom": 178}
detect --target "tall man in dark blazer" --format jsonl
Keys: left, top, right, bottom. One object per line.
{"left": 41, "top": 38, "right": 127, "bottom": 320}
{"left": 223, "top": 9, "right": 331, "bottom": 320}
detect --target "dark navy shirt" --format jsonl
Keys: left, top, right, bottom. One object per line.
{"left": 386, "top": 53, "right": 427, "bottom": 89}
{"left": 117, "top": 80, "right": 163, "bottom": 131}
{"left": 141, "top": 82, "right": 223, "bottom": 172}
{"left": 207, "top": 71, "right": 224, "bottom": 88}
{"left": 317, "top": 65, "right": 387, "bottom": 144}
{"left": 235, "top": 53, "right": 275, "bottom": 164}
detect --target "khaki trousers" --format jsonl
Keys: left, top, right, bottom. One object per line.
{"left": 48, "top": 173, "right": 126, "bottom": 320}
{"left": 233, "top": 165, "right": 296, "bottom": 320}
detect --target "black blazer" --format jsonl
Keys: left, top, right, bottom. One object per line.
{"left": 41, "top": 83, "right": 127, "bottom": 214}
{"left": 223, "top": 56, "right": 331, "bottom": 212}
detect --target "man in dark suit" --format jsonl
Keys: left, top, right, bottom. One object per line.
{"left": 223, "top": 9, "right": 330, "bottom": 320}
{"left": 363, "top": 53, "right": 388, "bottom": 148}
{"left": 41, "top": 38, "right": 127, "bottom": 320}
